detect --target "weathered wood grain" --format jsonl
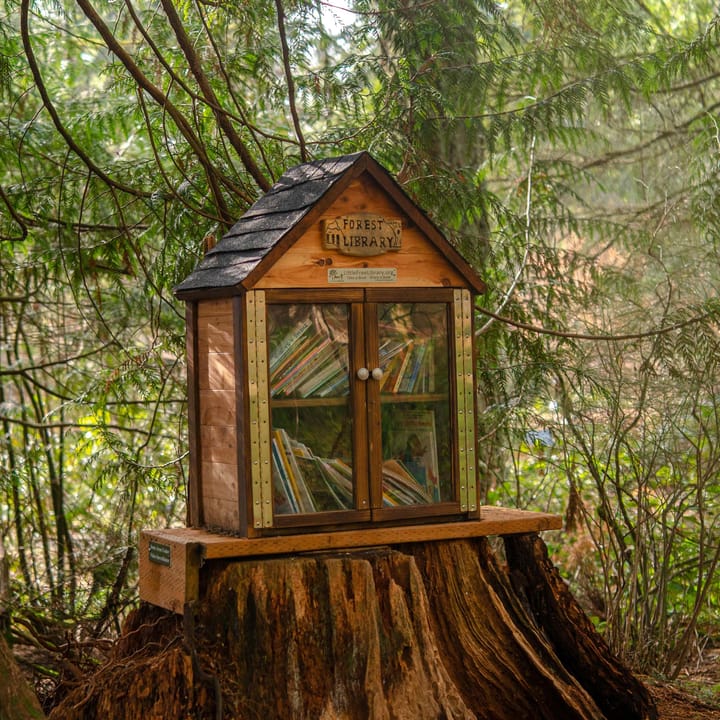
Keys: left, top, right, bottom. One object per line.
{"left": 58, "top": 536, "right": 656, "bottom": 720}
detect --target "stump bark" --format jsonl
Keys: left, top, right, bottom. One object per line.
{"left": 0, "top": 635, "right": 45, "bottom": 720}
{"left": 49, "top": 535, "right": 657, "bottom": 719}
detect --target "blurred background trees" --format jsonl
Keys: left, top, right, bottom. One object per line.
{"left": 1, "top": 0, "right": 720, "bottom": 702}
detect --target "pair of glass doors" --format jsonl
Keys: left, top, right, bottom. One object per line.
{"left": 247, "top": 288, "right": 476, "bottom": 529}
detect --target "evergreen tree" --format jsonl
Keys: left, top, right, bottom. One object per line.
{"left": 1, "top": 0, "right": 719, "bottom": 680}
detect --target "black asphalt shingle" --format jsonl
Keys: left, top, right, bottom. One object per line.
{"left": 174, "top": 153, "right": 366, "bottom": 296}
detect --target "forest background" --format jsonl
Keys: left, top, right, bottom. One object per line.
{"left": 1, "top": 0, "right": 720, "bottom": 710}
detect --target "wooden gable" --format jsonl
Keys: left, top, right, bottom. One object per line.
{"left": 253, "top": 172, "right": 473, "bottom": 290}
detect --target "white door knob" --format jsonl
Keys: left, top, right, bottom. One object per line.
{"left": 371, "top": 367, "right": 384, "bottom": 381}
{"left": 357, "top": 367, "right": 370, "bottom": 381}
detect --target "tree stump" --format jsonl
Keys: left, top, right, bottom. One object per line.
{"left": 49, "top": 535, "right": 657, "bottom": 719}
{"left": 0, "top": 635, "right": 45, "bottom": 720}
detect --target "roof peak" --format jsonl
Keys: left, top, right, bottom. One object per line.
{"left": 174, "top": 151, "right": 485, "bottom": 299}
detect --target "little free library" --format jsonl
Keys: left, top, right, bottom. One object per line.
{"left": 139, "top": 151, "right": 560, "bottom": 612}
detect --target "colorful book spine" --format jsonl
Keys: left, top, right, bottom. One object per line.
{"left": 271, "top": 337, "right": 331, "bottom": 396}
{"left": 269, "top": 318, "right": 313, "bottom": 372}
{"left": 271, "top": 439, "right": 299, "bottom": 513}
{"left": 400, "top": 341, "right": 427, "bottom": 393}
{"left": 273, "top": 429, "right": 315, "bottom": 512}
{"left": 392, "top": 340, "right": 415, "bottom": 393}
{"left": 296, "top": 350, "right": 346, "bottom": 397}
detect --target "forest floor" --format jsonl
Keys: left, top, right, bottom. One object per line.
{"left": 13, "top": 631, "right": 720, "bottom": 718}
{"left": 650, "top": 682, "right": 720, "bottom": 720}
{"left": 647, "top": 646, "right": 720, "bottom": 719}
{"left": 29, "top": 655, "right": 720, "bottom": 719}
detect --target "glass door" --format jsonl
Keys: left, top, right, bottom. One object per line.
{"left": 265, "top": 291, "right": 370, "bottom": 526}
{"left": 263, "top": 289, "right": 464, "bottom": 528}
{"left": 377, "top": 302, "right": 452, "bottom": 502}
{"left": 363, "top": 290, "right": 458, "bottom": 519}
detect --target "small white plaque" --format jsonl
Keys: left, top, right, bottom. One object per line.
{"left": 327, "top": 267, "right": 398, "bottom": 284}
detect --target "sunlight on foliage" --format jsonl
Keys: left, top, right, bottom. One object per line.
{"left": 1, "top": 0, "right": 720, "bottom": 689}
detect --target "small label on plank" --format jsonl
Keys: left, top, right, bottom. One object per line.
{"left": 149, "top": 541, "right": 172, "bottom": 567}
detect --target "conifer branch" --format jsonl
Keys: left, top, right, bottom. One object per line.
{"left": 477, "top": 134, "right": 536, "bottom": 336}
{"left": 76, "top": 0, "right": 235, "bottom": 224}
{"left": 159, "top": 0, "right": 273, "bottom": 192}
{"left": 475, "top": 303, "right": 719, "bottom": 342}
{"left": 19, "top": 0, "right": 150, "bottom": 200}
{"left": 275, "top": 0, "right": 309, "bottom": 162}
{"left": 0, "top": 184, "right": 28, "bottom": 241}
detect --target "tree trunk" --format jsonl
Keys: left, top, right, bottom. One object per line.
{"left": 0, "top": 635, "right": 45, "bottom": 720}
{"left": 48, "top": 535, "right": 656, "bottom": 719}
{"left": 503, "top": 533, "right": 653, "bottom": 720}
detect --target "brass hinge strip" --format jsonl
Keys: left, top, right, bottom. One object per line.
{"left": 454, "top": 289, "right": 477, "bottom": 512}
{"left": 246, "top": 290, "right": 273, "bottom": 528}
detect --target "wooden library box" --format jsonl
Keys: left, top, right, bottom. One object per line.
{"left": 176, "top": 151, "right": 485, "bottom": 535}
{"left": 139, "top": 152, "right": 561, "bottom": 612}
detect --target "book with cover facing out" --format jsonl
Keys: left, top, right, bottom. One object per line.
{"left": 384, "top": 409, "right": 440, "bottom": 502}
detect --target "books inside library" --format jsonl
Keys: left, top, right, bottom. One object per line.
{"left": 269, "top": 300, "right": 452, "bottom": 517}
{"left": 173, "top": 152, "right": 488, "bottom": 539}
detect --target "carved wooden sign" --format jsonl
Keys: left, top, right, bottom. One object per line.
{"left": 322, "top": 214, "right": 402, "bottom": 256}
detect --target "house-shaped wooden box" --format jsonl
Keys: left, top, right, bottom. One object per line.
{"left": 139, "top": 153, "right": 560, "bottom": 612}
{"left": 175, "top": 151, "right": 487, "bottom": 535}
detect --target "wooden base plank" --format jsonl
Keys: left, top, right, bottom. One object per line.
{"left": 139, "top": 507, "right": 562, "bottom": 612}
{"left": 138, "top": 532, "right": 203, "bottom": 614}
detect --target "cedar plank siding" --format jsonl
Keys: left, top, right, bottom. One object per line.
{"left": 196, "top": 299, "right": 239, "bottom": 528}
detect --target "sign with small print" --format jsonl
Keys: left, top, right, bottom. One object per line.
{"left": 149, "top": 541, "right": 171, "bottom": 567}
{"left": 322, "top": 214, "right": 402, "bottom": 256}
{"left": 327, "top": 267, "right": 398, "bottom": 283}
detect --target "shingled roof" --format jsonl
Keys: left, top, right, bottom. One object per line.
{"left": 174, "top": 151, "right": 485, "bottom": 298}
